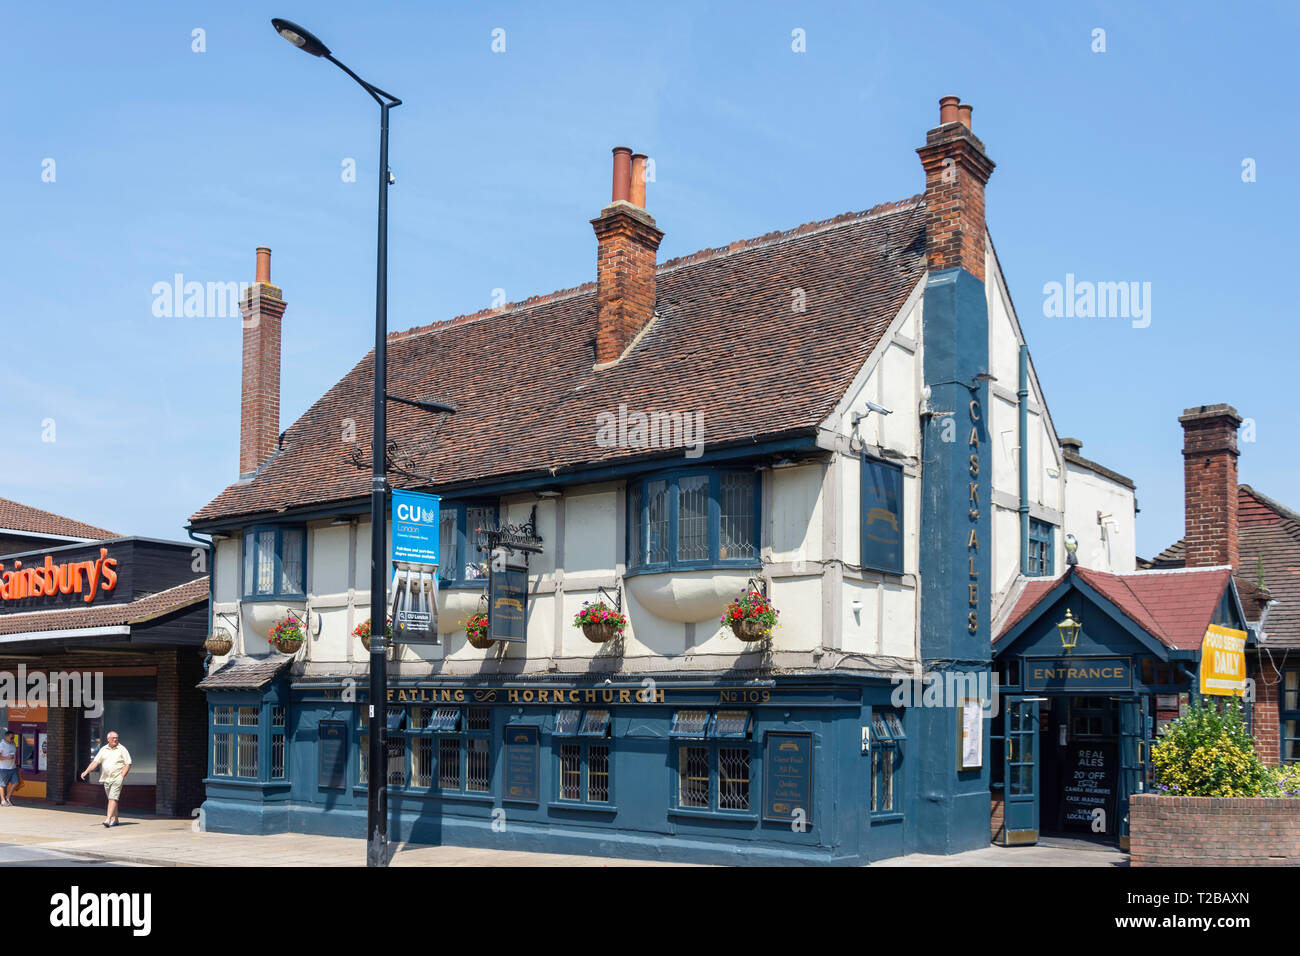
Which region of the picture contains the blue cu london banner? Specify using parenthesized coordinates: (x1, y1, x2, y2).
(392, 490, 440, 566)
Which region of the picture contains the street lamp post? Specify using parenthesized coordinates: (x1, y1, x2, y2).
(271, 17, 402, 868)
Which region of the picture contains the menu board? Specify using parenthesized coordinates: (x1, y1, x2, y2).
(1063, 741, 1117, 832)
(318, 721, 347, 790)
(763, 732, 813, 825)
(503, 724, 539, 803)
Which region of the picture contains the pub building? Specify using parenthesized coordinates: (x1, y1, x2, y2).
(190, 98, 1148, 864)
(0, 511, 209, 816)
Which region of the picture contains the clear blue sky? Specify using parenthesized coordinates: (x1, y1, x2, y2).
(1, 0, 1294, 559)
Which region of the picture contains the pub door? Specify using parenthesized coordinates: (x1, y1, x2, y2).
(1001, 696, 1040, 845)
(1117, 695, 1149, 851)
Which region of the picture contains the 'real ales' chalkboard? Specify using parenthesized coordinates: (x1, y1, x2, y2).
(1062, 741, 1117, 833)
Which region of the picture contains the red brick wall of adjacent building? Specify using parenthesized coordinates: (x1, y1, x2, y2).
(156, 648, 208, 817)
(1130, 793, 1300, 865)
(1253, 653, 1281, 764)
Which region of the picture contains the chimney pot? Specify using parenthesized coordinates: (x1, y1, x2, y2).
(611, 147, 632, 203)
(592, 147, 663, 367)
(255, 246, 272, 284)
(630, 153, 648, 209)
(957, 103, 973, 129)
(939, 95, 960, 125)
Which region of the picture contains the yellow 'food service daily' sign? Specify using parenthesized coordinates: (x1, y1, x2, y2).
(1199, 623, 1247, 696)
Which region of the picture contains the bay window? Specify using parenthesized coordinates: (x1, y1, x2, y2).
(242, 525, 306, 599)
(627, 471, 759, 572)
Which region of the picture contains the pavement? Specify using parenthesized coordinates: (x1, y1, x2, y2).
(0, 804, 1129, 866)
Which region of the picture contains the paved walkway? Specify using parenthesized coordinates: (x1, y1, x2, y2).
(0, 804, 1128, 866)
(0, 805, 678, 867)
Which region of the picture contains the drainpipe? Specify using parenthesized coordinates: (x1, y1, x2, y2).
(1018, 345, 1030, 574)
(188, 528, 215, 675)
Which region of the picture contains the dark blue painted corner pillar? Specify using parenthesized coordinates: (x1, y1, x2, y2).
(911, 267, 993, 854)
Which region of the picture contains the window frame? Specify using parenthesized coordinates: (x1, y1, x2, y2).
(668, 709, 757, 817)
(1282, 667, 1300, 765)
(209, 696, 281, 783)
(241, 524, 307, 601)
(869, 707, 906, 822)
(625, 469, 760, 574)
(1027, 518, 1055, 577)
(438, 500, 500, 589)
(551, 709, 614, 807)
(396, 705, 493, 795)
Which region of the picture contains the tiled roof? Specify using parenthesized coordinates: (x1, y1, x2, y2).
(996, 566, 1235, 651)
(1146, 485, 1300, 647)
(192, 198, 927, 522)
(0, 497, 116, 540)
(197, 654, 294, 690)
(0, 576, 208, 637)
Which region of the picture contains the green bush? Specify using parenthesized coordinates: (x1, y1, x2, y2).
(1150, 698, 1270, 797)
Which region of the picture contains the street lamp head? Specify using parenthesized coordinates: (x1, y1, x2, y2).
(271, 18, 331, 57)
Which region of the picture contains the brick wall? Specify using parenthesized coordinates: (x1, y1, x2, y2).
(1179, 404, 1242, 569)
(238, 274, 286, 478)
(990, 789, 1005, 843)
(1254, 654, 1281, 765)
(1130, 793, 1300, 865)
(916, 103, 995, 282)
(45, 705, 75, 803)
(155, 648, 208, 817)
(591, 204, 663, 366)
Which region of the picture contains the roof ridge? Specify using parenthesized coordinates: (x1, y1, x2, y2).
(387, 195, 926, 345)
(1240, 484, 1300, 537)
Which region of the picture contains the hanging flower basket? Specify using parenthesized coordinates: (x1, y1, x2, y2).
(204, 631, 233, 656)
(465, 612, 494, 649)
(573, 601, 627, 644)
(268, 616, 305, 655)
(722, 590, 778, 643)
(352, 617, 393, 653)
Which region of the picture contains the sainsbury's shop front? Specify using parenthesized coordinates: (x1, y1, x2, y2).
(0, 537, 209, 816)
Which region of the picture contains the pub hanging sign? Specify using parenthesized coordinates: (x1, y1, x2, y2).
(488, 564, 528, 643)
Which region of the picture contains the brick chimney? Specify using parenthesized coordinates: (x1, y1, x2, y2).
(591, 146, 663, 368)
(916, 96, 996, 281)
(238, 246, 286, 478)
(1180, 404, 1243, 568)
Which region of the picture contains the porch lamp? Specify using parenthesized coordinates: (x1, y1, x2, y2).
(1057, 609, 1082, 654)
(271, 15, 404, 870)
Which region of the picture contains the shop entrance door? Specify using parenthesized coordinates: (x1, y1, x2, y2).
(1117, 695, 1149, 851)
(1001, 696, 1040, 845)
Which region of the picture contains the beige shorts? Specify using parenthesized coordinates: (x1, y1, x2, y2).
(103, 776, 123, 801)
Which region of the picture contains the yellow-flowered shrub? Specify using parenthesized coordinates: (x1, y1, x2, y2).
(1150, 698, 1270, 797)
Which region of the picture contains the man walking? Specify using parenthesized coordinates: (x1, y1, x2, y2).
(80, 731, 131, 827)
(0, 730, 17, 806)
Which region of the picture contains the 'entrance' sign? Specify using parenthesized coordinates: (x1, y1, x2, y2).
(1024, 657, 1131, 692)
